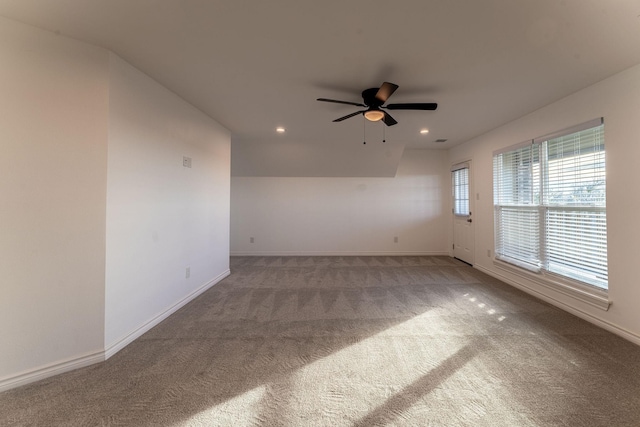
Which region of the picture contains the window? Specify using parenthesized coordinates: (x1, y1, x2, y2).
(452, 164, 470, 216)
(493, 118, 607, 289)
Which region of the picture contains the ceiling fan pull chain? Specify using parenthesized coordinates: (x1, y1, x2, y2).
(363, 117, 366, 144)
(383, 123, 386, 143)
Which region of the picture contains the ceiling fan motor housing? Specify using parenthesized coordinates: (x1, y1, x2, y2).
(362, 88, 383, 107)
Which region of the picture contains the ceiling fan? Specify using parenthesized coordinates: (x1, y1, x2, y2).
(317, 82, 437, 126)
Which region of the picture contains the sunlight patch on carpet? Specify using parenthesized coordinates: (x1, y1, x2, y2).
(177, 385, 266, 426)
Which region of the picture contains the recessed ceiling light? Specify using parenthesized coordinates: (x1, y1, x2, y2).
(420, 129, 429, 134)
(276, 127, 286, 133)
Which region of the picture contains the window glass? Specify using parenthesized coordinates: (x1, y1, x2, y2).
(493, 121, 607, 289)
(452, 167, 470, 216)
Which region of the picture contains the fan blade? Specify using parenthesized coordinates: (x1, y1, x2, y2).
(333, 110, 365, 122)
(385, 103, 438, 110)
(375, 82, 399, 103)
(317, 98, 366, 107)
(382, 111, 398, 126)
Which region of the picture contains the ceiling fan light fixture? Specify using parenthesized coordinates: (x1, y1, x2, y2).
(364, 109, 385, 122)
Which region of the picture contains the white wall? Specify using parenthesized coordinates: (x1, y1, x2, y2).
(105, 54, 231, 352)
(232, 138, 405, 177)
(231, 149, 449, 255)
(449, 63, 640, 344)
(0, 18, 232, 391)
(0, 18, 109, 384)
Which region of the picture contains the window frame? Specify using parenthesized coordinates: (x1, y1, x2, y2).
(492, 118, 609, 309)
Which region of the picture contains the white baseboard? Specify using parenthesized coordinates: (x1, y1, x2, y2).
(230, 251, 449, 257)
(0, 351, 104, 393)
(0, 269, 231, 393)
(475, 264, 640, 347)
(104, 269, 230, 359)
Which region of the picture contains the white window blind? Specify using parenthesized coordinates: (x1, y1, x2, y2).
(544, 123, 607, 287)
(452, 165, 470, 216)
(493, 119, 607, 289)
(493, 143, 541, 271)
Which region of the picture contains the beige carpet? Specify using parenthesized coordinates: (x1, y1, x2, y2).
(2, 256, 640, 426)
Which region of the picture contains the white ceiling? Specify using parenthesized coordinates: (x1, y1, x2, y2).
(2, 1, 640, 157)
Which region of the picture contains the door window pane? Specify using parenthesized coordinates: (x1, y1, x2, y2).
(452, 167, 469, 216)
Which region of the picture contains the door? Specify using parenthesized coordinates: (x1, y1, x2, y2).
(452, 162, 474, 265)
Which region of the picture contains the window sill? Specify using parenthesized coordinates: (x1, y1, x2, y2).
(493, 259, 611, 311)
